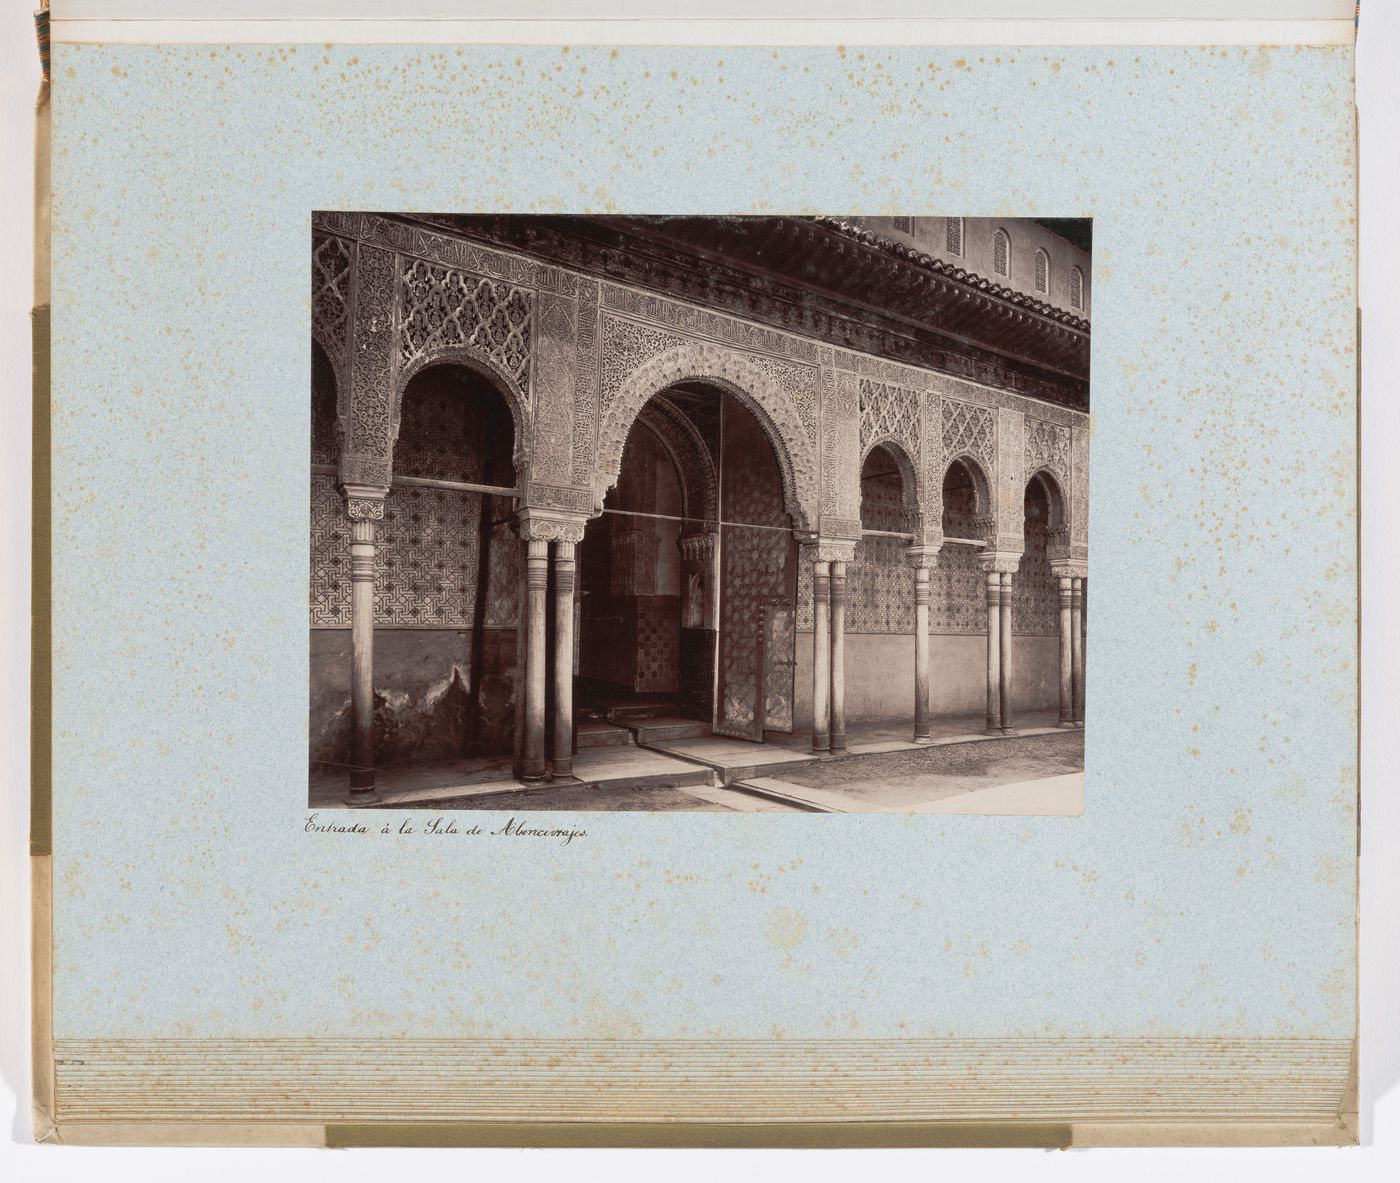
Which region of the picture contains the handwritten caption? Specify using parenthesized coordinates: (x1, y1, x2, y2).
(305, 813, 587, 847)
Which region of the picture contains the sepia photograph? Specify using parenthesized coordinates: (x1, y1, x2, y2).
(308, 213, 1091, 814)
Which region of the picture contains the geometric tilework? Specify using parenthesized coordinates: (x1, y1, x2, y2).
(634, 597, 681, 693)
(309, 370, 520, 629)
(847, 448, 913, 634)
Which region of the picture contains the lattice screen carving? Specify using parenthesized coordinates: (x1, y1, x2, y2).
(859, 378, 922, 469)
(942, 399, 995, 472)
(399, 258, 533, 392)
(1024, 417, 1071, 491)
(312, 234, 353, 362)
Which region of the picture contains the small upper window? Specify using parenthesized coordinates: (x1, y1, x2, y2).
(992, 229, 1010, 277)
(945, 216, 963, 256)
(891, 216, 914, 235)
(1034, 249, 1050, 294)
(1070, 266, 1085, 311)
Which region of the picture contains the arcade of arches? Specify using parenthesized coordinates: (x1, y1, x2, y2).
(309, 212, 1090, 803)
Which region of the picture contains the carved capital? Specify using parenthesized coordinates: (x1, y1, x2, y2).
(340, 483, 389, 522)
(801, 538, 858, 565)
(980, 550, 1022, 575)
(903, 544, 942, 571)
(515, 508, 589, 544)
(1049, 558, 1089, 580)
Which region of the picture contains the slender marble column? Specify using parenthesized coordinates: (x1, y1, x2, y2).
(1057, 575, 1075, 727)
(912, 564, 931, 742)
(346, 513, 380, 803)
(551, 539, 577, 779)
(829, 559, 848, 754)
(811, 558, 831, 753)
(984, 570, 1002, 733)
(1072, 576, 1086, 726)
(343, 491, 386, 806)
(999, 570, 1015, 734)
(522, 537, 549, 781)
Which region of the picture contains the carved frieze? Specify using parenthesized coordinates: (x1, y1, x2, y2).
(601, 282, 820, 363)
(314, 211, 578, 296)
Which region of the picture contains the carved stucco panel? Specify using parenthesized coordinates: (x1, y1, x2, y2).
(571, 278, 601, 486)
(341, 242, 397, 488)
(311, 232, 354, 391)
(922, 389, 944, 542)
(1024, 416, 1072, 497)
(1071, 421, 1090, 561)
(530, 291, 578, 487)
(995, 407, 1027, 554)
(599, 314, 688, 416)
(823, 369, 862, 529)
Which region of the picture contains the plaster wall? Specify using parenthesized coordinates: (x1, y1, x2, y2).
(792, 631, 1061, 731)
(310, 627, 518, 767)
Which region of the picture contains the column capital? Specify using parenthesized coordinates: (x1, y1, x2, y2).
(980, 550, 1022, 575)
(903, 544, 942, 570)
(1050, 558, 1089, 580)
(515, 508, 589, 544)
(340, 483, 389, 521)
(797, 535, 858, 565)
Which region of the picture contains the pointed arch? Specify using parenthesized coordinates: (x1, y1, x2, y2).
(636, 395, 720, 526)
(391, 351, 529, 488)
(992, 228, 1012, 278)
(1026, 466, 1068, 532)
(941, 453, 996, 544)
(860, 436, 923, 537)
(597, 342, 818, 532)
(1034, 248, 1050, 294)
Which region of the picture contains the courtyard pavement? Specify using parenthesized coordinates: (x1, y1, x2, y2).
(310, 710, 1084, 815)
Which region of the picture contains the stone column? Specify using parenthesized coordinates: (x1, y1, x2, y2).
(810, 556, 831, 753)
(905, 546, 938, 744)
(1072, 576, 1086, 726)
(551, 539, 578, 779)
(999, 570, 1015, 734)
(829, 559, 848, 754)
(522, 536, 550, 781)
(1057, 575, 1075, 727)
(342, 487, 387, 806)
(984, 569, 1001, 734)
